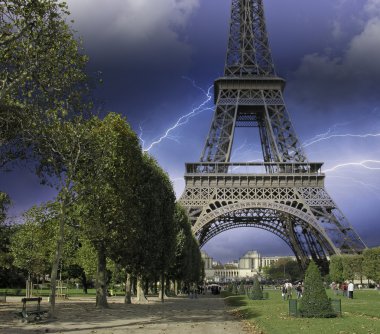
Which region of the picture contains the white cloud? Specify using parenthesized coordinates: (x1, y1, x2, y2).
(290, 1, 380, 105)
(66, 0, 200, 63)
(364, 0, 380, 16)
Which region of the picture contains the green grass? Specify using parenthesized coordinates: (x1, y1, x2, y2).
(223, 289, 380, 334)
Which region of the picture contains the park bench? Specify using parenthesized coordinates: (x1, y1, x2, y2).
(0, 292, 6, 303)
(18, 297, 48, 322)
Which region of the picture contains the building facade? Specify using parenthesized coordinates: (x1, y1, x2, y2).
(201, 250, 296, 282)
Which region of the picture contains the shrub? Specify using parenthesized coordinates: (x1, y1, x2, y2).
(238, 283, 245, 295)
(250, 277, 263, 300)
(231, 283, 237, 295)
(299, 261, 336, 318)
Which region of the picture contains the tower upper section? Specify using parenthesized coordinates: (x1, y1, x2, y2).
(225, 0, 275, 77)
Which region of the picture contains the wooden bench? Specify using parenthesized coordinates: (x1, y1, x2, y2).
(19, 297, 48, 322)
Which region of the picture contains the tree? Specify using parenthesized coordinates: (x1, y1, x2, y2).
(1, 0, 91, 316)
(168, 204, 194, 288)
(329, 255, 344, 283)
(342, 254, 363, 282)
(250, 277, 263, 300)
(10, 204, 57, 278)
(1, 0, 89, 167)
(0, 192, 23, 287)
(299, 261, 335, 318)
(265, 258, 302, 281)
(362, 247, 380, 284)
(115, 153, 177, 303)
(238, 282, 245, 295)
(74, 113, 143, 308)
(0, 192, 10, 222)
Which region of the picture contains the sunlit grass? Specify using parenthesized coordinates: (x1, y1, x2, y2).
(223, 289, 380, 334)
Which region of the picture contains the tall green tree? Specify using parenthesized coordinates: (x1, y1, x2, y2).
(10, 204, 57, 278)
(362, 247, 380, 284)
(342, 254, 363, 282)
(168, 203, 202, 286)
(1, 0, 92, 316)
(264, 258, 302, 281)
(329, 255, 344, 283)
(0, 0, 89, 167)
(299, 261, 335, 318)
(74, 113, 143, 308)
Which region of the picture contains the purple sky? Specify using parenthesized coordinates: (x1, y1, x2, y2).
(2, 0, 380, 263)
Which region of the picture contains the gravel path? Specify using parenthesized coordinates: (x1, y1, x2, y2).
(0, 294, 249, 334)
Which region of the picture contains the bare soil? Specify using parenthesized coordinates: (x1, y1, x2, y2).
(0, 294, 250, 334)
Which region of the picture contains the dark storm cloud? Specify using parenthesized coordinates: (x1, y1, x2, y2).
(287, 2, 380, 108)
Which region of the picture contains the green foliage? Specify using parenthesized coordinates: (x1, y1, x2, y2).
(231, 283, 238, 295)
(250, 277, 263, 300)
(329, 255, 344, 283)
(342, 254, 363, 281)
(0, 0, 90, 168)
(10, 205, 57, 275)
(75, 238, 97, 279)
(299, 261, 335, 318)
(238, 282, 245, 295)
(362, 247, 380, 283)
(0, 192, 11, 222)
(265, 257, 302, 281)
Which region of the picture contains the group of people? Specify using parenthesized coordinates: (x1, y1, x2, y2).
(330, 281, 355, 298)
(281, 282, 304, 300)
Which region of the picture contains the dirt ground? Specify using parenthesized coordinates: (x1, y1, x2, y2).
(0, 294, 250, 334)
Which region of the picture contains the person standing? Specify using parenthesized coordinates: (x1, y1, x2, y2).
(348, 281, 354, 299)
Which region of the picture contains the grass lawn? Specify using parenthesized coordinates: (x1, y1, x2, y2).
(223, 289, 380, 334)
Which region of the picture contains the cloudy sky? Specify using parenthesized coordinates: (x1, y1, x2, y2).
(2, 0, 380, 263)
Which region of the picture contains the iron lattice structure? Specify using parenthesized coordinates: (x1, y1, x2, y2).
(179, 0, 366, 271)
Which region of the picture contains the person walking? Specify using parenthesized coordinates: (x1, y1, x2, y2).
(296, 282, 303, 299)
(281, 284, 287, 300)
(348, 281, 354, 299)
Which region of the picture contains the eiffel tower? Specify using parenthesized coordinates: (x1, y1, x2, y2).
(179, 0, 366, 271)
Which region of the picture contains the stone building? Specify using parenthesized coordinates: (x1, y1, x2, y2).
(201, 250, 295, 282)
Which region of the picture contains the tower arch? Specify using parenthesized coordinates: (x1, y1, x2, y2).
(179, 0, 366, 272)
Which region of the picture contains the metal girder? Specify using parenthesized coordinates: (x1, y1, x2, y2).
(200, 82, 308, 163)
(179, 0, 367, 271)
(225, 0, 275, 77)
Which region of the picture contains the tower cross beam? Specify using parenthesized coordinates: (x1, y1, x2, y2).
(179, 0, 366, 272)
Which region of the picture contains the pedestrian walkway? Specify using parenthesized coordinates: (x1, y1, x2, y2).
(0, 294, 249, 334)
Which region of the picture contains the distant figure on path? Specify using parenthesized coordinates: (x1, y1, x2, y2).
(286, 282, 293, 299)
(281, 284, 287, 300)
(348, 281, 354, 299)
(296, 282, 302, 299)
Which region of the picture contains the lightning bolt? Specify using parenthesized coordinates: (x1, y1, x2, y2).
(140, 79, 214, 152)
(303, 133, 380, 148)
(324, 160, 380, 173)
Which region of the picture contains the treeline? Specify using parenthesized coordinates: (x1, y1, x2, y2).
(0, 0, 203, 315)
(329, 249, 380, 285)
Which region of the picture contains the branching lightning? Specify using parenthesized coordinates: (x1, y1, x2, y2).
(324, 160, 380, 173)
(303, 133, 380, 148)
(140, 78, 214, 152)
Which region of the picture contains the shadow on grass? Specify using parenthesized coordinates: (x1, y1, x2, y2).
(224, 294, 263, 320)
(224, 295, 247, 307)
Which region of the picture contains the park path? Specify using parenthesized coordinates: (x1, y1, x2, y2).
(0, 294, 250, 334)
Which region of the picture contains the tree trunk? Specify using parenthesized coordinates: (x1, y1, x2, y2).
(81, 271, 88, 294)
(159, 273, 165, 303)
(124, 273, 132, 304)
(136, 277, 148, 303)
(48, 195, 67, 317)
(95, 244, 108, 308)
